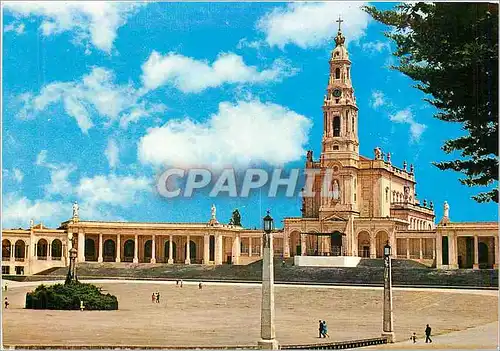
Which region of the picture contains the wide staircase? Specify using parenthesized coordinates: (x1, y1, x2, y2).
(26, 258, 498, 288)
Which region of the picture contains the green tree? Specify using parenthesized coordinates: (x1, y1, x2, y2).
(364, 3, 498, 202)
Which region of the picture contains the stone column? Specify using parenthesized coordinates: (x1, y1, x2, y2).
(168, 235, 174, 264)
(48, 242, 52, 261)
(419, 238, 423, 260)
(473, 235, 479, 269)
(249, 237, 253, 257)
(283, 231, 290, 258)
(151, 235, 156, 264)
(258, 232, 279, 350)
(77, 230, 85, 262)
(215, 234, 223, 265)
(406, 238, 410, 259)
(260, 236, 264, 257)
(300, 234, 306, 256)
(232, 234, 241, 265)
(435, 234, 442, 268)
(133, 234, 138, 263)
(494, 236, 499, 269)
(116, 234, 121, 262)
(370, 235, 376, 258)
(449, 234, 458, 269)
(185, 235, 191, 264)
(10, 244, 14, 262)
(98, 233, 103, 263)
(203, 234, 210, 264)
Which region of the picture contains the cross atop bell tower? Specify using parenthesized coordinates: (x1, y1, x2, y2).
(336, 15, 344, 32)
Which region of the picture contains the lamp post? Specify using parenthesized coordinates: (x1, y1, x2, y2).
(382, 241, 395, 343)
(258, 211, 279, 350)
(65, 247, 78, 285)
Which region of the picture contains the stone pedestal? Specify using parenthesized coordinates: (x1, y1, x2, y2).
(381, 331, 395, 343)
(259, 232, 279, 350)
(382, 255, 395, 343)
(473, 264, 479, 269)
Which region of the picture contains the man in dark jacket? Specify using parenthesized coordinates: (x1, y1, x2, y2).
(425, 324, 432, 343)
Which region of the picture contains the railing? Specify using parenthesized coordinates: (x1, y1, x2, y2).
(52, 256, 62, 261)
(281, 336, 388, 350)
(15, 257, 25, 262)
(2, 256, 10, 261)
(37, 256, 47, 260)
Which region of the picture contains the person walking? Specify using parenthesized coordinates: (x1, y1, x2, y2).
(152, 293, 156, 303)
(180, 280, 183, 288)
(156, 292, 160, 304)
(4, 297, 9, 309)
(199, 282, 203, 289)
(322, 321, 329, 338)
(425, 324, 432, 343)
(318, 320, 324, 338)
(176, 279, 179, 286)
(410, 332, 417, 343)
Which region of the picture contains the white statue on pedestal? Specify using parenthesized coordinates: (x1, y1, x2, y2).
(29, 219, 34, 228)
(443, 201, 449, 218)
(211, 204, 216, 220)
(72, 201, 79, 218)
(331, 180, 340, 200)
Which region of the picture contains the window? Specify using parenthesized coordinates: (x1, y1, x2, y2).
(354, 193, 356, 202)
(385, 187, 389, 202)
(333, 116, 341, 136)
(347, 68, 350, 79)
(333, 145, 339, 150)
(352, 116, 355, 133)
(335, 68, 340, 79)
(2, 266, 10, 274)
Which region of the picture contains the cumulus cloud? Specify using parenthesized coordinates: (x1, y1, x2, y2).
(76, 174, 150, 206)
(105, 138, 120, 169)
(389, 108, 427, 142)
(138, 99, 312, 168)
(18, 67, 164, 133)
(370, 91, 386, 109)
(4, 22, 25, 34)
(362, 40, 391, 54)
(256, 2, 370, 49)
(35, 150, 77, 196)
(3, 1, 144, 54)
(2, 193, 66, 228)
(141, 51, 297, 93)
(13, 168, 24, 183)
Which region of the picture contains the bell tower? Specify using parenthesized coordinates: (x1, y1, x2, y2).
(321, 17, 359, 164)
(318, 17, 360, 216)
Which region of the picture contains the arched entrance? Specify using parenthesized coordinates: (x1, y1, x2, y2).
(185, 241, 196, 262)
(290, 231, 301, 256)
(85, 238, 96, 261)
(37, 239, 48, 259)
(164, 241, 177, 263)
(375, 231, 389, 258)
(51, 239, 62, 260)
(331, 231, 343, 256)
(478, 242, 489, 268)
(103, 239, 116, 262)
(123, 240, 134, 262)
(14, 240, 25, 260)
(2, 239, 11, 260)
(144, 240, 152, 263)
(357, 231, 370, 258)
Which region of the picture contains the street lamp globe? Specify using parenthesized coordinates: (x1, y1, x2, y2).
(263, 211, 274, 234)
(384, 241, 391, 258)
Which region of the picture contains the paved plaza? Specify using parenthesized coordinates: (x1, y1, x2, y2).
(2, 280, 498, 348)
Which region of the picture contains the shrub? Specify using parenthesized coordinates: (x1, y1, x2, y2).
(25, 281, 118, 310)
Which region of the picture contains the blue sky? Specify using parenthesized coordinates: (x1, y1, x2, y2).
(2, 2, 497, 229)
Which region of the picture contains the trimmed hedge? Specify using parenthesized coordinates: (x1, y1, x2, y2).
(25, 281, 118, 310)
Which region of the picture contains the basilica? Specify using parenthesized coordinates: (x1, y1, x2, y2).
(2, 26, 498, 276)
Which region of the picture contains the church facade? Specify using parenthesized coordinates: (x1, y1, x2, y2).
(1, 26, 498, 276)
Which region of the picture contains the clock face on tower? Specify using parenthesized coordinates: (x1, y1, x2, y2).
(333, 89, 342, 98)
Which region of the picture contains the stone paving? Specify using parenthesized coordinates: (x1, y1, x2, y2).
(2, 280, 498, 347)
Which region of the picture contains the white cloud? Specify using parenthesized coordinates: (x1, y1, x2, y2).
(389, 108, 427, 142)
(3, 2, 144, 54)
(76, 174, 150, 206)
(362, 40, 391, 54)
(12, 168, 24, 183)
(141, 51, 297, 93)
(138, 99, 312, 168)
(35, 150, 77, 196)
(18, 67, 163, 133)
(119, 102, 167, 129)
(4, 22, 25, 34)
(256, 2, 370, 49)
(2, 194, 66, 228)
(105, 138, 120, 169)
(370, 91, 386, 109)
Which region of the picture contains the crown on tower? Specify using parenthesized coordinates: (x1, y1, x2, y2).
(334, 15, 345, 47)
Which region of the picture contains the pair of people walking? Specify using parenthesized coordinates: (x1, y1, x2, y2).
(151, 292, 160, 303)
(410, 324, 432, 343)
(318, 320, 329, 338)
